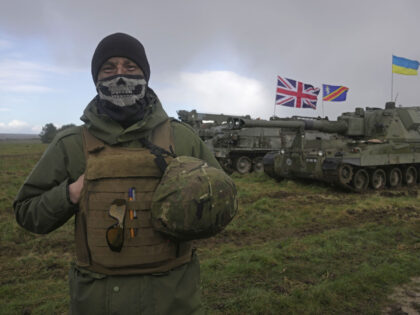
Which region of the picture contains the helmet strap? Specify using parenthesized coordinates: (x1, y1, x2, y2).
(139, 138, 176, 173)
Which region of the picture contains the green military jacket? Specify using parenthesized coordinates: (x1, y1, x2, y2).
(14, 89, 218, 314)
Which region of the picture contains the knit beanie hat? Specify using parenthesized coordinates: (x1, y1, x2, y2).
(91, 33, 150, 83)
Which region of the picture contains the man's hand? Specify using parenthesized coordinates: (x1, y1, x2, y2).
(69, 174, 85, 204)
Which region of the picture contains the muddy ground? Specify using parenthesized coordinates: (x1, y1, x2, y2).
(383, 277, 420, 315)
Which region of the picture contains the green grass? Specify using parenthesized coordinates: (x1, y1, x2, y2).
(1, 142, 419, 314)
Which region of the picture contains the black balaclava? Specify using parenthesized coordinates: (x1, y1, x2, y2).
(91, 33, 151, 128)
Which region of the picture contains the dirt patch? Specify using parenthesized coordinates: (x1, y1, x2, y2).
(0, 244, 21, 256)
(196, 205, 420, 251)
(383, 277, 420, 315)
(240, 187, 419, 206)
(194, 229, 253, 248)
(240, 190, 352, 205)
(266, 191, 295, 199)
(239, 190, 294, 204)
(345, 206, 420, 223)
(303, 194, 354, 205)
(30, 238, 74, 254)
(0, 153, 42, 158)
(380, 190, 419, 198)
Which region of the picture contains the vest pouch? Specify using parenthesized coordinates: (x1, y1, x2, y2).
(106, 199, 126, 253)
(74, 210, 90, 267)
(86, 152, 162, 180)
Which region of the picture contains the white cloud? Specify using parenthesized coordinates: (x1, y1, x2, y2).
(158, 71, 274, 119)
(0, 56, 81, 94)
(0, 119, 39, 133)
(0, 107, 10, 112)
(0, 59, 61, 93)
(4, 84, 52, 93)
(8, 120, 28, 128)
(31, 125, 42, 133)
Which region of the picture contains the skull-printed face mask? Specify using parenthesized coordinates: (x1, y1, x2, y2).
(96, 74, 147, 107)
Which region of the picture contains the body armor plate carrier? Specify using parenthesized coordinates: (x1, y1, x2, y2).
(75, 120, 192, 275)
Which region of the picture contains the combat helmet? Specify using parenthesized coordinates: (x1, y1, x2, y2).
(151, 156, 238, 240)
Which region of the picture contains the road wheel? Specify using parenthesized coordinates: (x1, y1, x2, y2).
(235, 156, 252, 174)
(403, 166, 417, 186)
(338, 164, 353, 185)
(252, 157, 264, 173)
(352, 169, 369, 191)
(370, 168, 386, 190)
(387, 167, 402, 188)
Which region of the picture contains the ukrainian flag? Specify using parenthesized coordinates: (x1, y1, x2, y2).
(392, 55, 419, 75)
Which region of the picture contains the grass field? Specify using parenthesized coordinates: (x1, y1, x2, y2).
(0, 140, 419, 314)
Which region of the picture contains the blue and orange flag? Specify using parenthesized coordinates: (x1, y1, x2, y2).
(322, 84, 349, 102)
(392, 55, 419, 75)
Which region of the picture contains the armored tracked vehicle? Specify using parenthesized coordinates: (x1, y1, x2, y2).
(204, 117, 324, 174)
(232, 102, 420, 191)
(177, 110, 295, 174)
(177, 110, 250, 140)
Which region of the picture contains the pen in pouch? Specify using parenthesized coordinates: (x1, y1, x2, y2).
(129, 188, 135, 238)
(131, 188, 137, 236)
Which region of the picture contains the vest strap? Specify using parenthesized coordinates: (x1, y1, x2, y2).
(82, 127, 105, 153)
(152, 119, 173, 152)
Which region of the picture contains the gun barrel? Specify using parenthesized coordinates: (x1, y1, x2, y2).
(177, 110, 250, 125)
(230, 118, 305, 129)
(229, 118, 348, 134)
(305, 120, 348, 133)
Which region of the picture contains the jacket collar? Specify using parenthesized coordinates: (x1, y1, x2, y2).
(80, 88, 169, 145)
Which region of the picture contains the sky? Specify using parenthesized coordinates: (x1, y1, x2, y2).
(1, 0, 420, 134)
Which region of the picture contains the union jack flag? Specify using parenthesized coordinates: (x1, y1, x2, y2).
(275, 76, 320, 109)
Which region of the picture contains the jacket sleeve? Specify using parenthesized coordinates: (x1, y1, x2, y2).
(171, 121, 221, 169)
(13, 133, 82, 234)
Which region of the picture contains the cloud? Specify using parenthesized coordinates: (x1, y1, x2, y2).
(0, 0, 419, 129)
(158, 70, 274, 119)
(0, 119, 39, 133)
(0, 59, 62, 93)
(3, 84, 52, 93)
(31, 125, 42, 133)
(8, 120, 28, 128)
(0, 107, 10, 112)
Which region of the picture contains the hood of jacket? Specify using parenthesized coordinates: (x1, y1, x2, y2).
(80, 88, 168, 145)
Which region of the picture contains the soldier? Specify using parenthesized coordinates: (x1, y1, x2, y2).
(14, 33, 237, 314)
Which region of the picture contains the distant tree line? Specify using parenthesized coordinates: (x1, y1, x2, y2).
(39, 123, 76, 143)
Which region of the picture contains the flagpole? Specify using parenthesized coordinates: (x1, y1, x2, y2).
(391, 68, 394, 102)
(273, 96, 277, 118)
(273, 76, 277, 118)
(322, 99, 325, 118)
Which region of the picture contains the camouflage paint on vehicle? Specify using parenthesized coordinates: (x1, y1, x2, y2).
(259, 102, 420, 192)
(207, 116, 329, 174)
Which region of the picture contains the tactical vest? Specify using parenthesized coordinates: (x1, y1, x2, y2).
(75, 120, 192, 275)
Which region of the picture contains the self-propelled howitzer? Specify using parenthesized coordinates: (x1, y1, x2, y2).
(177, 109, 250, 140)
(229, 116, 347, 133)
(240, 102, 420, 191)
(207, 116, 333, 174)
